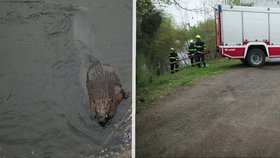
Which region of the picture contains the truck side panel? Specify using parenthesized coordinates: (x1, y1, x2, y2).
(270, 13, 280, 45)
(222, 11, 243, 46)
(268, 47, 280, 57)
(223, 48, 245, 58)
(243, 12, 269, 42)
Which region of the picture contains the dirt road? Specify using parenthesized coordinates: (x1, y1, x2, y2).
(136, 62, 280, 157)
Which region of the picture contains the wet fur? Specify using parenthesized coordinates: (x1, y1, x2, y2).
(86, 62, 124, 124)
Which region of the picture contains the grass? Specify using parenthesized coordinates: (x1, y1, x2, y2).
(136, 59, 241, 113)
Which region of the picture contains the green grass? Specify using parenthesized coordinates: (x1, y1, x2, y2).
(136, 59, 241, 113)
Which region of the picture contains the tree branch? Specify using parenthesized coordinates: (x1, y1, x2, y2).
(173, 0, 203, 13)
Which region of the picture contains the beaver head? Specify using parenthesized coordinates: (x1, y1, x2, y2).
(90, 98, 116, 127)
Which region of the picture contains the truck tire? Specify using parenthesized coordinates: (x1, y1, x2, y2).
(246, 49, 265, 67)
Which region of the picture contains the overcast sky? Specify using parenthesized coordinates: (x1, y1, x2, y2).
(154, 0, 222, 27)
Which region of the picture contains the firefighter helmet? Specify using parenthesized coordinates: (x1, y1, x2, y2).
(170, 47, 175, 51)
(196, 35, 201, 39)
(190, 39, 194, 43)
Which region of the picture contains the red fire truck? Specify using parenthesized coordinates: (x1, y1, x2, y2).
(216, 5, 280, 67)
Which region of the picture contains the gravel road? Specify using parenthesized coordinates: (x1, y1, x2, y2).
(137, 62, 280, 157)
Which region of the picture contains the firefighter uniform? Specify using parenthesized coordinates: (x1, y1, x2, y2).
(188, 39, 196, 66)
(195, 35, 206, 68)
(169, 48, 179, 73)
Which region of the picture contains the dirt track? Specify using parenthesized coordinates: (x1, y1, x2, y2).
(136, 62, 280, 157)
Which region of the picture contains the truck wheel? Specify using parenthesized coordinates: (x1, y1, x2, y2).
(246, 49, 265, 67)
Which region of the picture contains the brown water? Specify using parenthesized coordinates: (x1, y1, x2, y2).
(0, 0, 132, 157)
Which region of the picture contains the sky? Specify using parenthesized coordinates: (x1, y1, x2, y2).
(154, 0, 222, 27)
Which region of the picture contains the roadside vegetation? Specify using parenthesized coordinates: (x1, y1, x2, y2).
(137, 59, 241, 112)
(137, 0, 219, 88)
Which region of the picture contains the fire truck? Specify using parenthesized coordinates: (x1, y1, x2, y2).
(215, 5, 280, 67)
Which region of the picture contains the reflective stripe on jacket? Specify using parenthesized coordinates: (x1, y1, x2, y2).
(188, 44, 196, 55)
(195, 40, 206, 52)
(169, 51, 178, 62)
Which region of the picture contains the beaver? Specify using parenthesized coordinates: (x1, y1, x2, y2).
(86, 61, 125, 126)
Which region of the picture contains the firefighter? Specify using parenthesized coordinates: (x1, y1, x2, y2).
(188, 39, 196, 67)
(169, 47, 179, 73)
(195, 35, 206, 68)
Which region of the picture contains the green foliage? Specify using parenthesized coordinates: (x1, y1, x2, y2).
(136, 59, 241, 113)
(137, 15, 188, 86)
(228, 0, 253, 6)
(137, 0, 162, 39)
(136, 0, 222, 87)
(187, 19, 216, 52)
(136, 53, 149, 87)
(136, 0, 155, 15)
(141, 12, 162, 38)
(149, 17, 187, 69)
(153, 76, 170, 86)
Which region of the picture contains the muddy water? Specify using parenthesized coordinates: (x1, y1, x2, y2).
(0, 0, 132, 157)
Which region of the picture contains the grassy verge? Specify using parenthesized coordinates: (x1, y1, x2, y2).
(136, 59, 241, 113)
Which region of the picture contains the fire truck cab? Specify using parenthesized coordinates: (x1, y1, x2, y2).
(215, 5, 280, 67)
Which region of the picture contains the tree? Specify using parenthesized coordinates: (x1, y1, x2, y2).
(137, 0, 163, 55)
(141, 12, 162, 38)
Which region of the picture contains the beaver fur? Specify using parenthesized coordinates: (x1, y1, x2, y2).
(86, 62, 125, 126)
